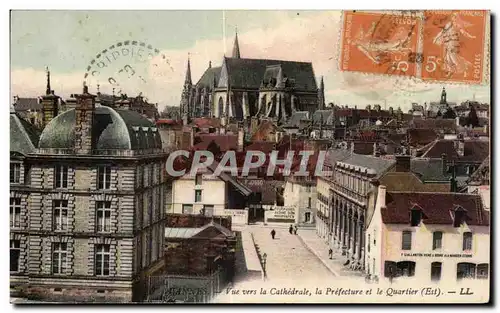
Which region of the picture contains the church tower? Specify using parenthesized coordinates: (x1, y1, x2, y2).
(440, 86, 447, 104)
(318, 76, 325, 110)
(180, 55, 193, 122)
(232, 30, 241, 59)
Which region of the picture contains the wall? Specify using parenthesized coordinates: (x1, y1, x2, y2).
(172, 175, 226, 216)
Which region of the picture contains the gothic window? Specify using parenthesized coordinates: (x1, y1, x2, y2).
(96, 201, 112, 232)
(55, 165, 68, 188)
(431, 262, 442, 281)
(10, 240, 20, 272)
(53, 200, 69, 231)
(462, 232, 473, 251)
(218, 97, 224, 117)
(52, 243, 67, 275)
(97, 166, 111, 190)
(432, 231, 443, 250)
(95, 244, 111, 276)
(10, 163, 20, 183)
(10, 198, 21, 228)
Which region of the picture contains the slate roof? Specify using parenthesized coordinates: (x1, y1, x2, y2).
(165, 222, 233, 239)
(312, 110, 334, 125)
(221, 57, 317, 91)
(193, 134, 238, 151)
(407, 128, 438, 146)
(38, 106, 162, 150)
(410, 158, 450, 182)
(339, 153, 396, 178)
(382, 192, 489, 226)
(325, 149, 352, 167)
(196, 66, 222, 89)
(10, 111, 41, 155)
(468, 156, 490, 184)
(410, 118, 457, 131)
(13, 97, 42, 111)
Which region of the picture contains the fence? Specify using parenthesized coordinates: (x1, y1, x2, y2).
(145, 269, 226, 303)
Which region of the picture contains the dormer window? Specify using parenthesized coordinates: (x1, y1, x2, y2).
(452, 206, 467, 228)
(410, 205, 423, 227)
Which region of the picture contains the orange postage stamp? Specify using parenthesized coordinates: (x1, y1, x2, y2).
(340, 11, 421, 77)
(421, 10, 488, 84)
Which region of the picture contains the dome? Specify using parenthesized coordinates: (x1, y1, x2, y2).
(39, 106, 162, 150)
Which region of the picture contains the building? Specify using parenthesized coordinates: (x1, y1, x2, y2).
(283, 174, 316, 226)
(366, 186, 490, 283)
(170, 163, 252, 225)
(10, 83, 169, 302)
(179, 32, 324, 121)
(428, 87, 457, 116)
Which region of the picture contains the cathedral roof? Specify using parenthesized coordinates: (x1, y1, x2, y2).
(38, 106, 162, 151)
(196, 66, 222, 89)
(10, 110, 41, 155)
(219, 57, 318, 91)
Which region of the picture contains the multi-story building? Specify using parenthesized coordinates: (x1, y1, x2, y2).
(10, 83, 169, 302)
(366, 185, 490, 283)
(283, 175, 316, 226)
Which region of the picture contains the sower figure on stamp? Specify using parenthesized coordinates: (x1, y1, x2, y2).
(289, 225, 293, 234)
(271, 229, 276, 240)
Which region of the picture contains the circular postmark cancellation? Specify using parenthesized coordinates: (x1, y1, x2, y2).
(83, 40, 170, 95)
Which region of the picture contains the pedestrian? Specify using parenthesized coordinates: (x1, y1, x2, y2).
(294, 225, 298, 235)
(289, 225, 293, 234)
(328, 248, 333, 259)
(271, 229, 276, 240)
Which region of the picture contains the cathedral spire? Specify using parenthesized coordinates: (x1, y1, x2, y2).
(45, 66, 51, 95)
(184, 54, 192, 86)
(232, 29, 241, 59)
(440, 86, 447, 104)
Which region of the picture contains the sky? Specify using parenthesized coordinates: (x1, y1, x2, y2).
(10, 10, 490, 112)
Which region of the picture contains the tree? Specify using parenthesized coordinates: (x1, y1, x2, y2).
(465, 104, 480, 127)
(442, 107, 456, 119)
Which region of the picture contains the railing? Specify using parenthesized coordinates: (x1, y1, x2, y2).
(36, 147, 171, 156)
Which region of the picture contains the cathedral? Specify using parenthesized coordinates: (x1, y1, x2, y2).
(179, 32, 325, 123)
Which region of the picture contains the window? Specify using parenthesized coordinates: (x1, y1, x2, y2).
(368, 234, 371, 253)
(410, 207, 422, 226)
(10, 163, 20, 183)
(195, 190, 202, 202)
(95, 244, 111, 276)
(10, 198, 21, 228)
(97, 166, 111, 190)
(10, 240, 20, 272)
(96, 201, 112, 232)
(195, 174, 202, 186)
(182, 204, 193, 214)
(462, 232, 473, 251)
(397, 261, 416, 277)
(305, 212, 311, 223)
(431, 262, 442, 281)
(373, 229, 376, 246)
(53, 200, 69, 231)
(52, 243, 67, 275)
(432, 231, 443, 250)
(457, 262, 476, 280)
(203, 205, 214, 217)
(476, 263, 489, 279)
(401, 231, 412, 250)
(55, 165, 68, 188)
(308, 197, 312, 208)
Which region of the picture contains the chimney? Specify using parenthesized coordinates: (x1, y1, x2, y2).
(377, 185, 387, 209)
(441, 153, 447, 175)
(41, 69, 60, 127)
(74, 83, 97, 154)
(395, 154, 411, 172)
(238, 128, 245, 152)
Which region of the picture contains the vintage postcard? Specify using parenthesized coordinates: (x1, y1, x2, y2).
(9, 10, 491, 304)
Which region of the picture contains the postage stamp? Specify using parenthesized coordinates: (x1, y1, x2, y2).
(421, 10, 489, 84)
(340, 11, 421, 78)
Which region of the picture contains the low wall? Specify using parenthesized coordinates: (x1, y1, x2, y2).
(240, 231, 263, 280)
(264, 206, 296, 224)
(224, 209, 248, 225)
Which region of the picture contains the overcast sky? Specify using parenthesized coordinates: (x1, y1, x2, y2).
(10, 10, 490, 112)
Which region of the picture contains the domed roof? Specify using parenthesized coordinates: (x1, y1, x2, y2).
(39, 106, 162, 151)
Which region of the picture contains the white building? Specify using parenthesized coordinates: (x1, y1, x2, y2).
(170, 165, 252, 225)
(366, 185, 490, 283)
(283, 175, 316, 226)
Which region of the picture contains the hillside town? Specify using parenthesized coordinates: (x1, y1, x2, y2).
(10, 32, 490, 303)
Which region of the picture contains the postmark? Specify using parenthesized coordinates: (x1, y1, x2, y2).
(421, 10, 488, 84)
(83, 40, 171, 95)
(340, 11, 421, 77)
